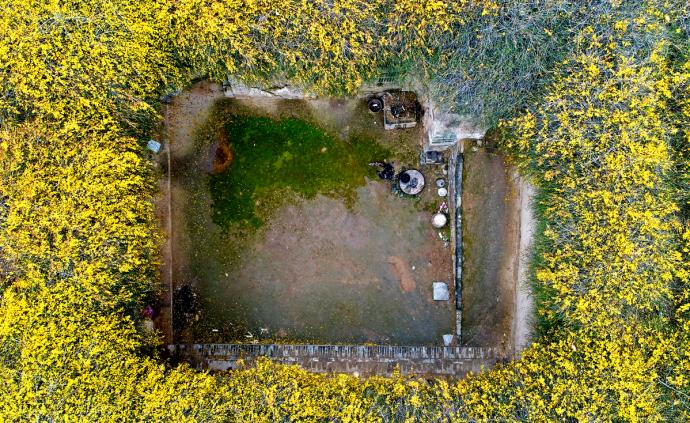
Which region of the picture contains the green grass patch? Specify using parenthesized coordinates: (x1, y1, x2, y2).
(209, 115, 390, 228)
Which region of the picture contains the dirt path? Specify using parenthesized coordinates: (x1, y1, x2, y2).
(459, 145, 536, 355)
(460, 148, 520, 353)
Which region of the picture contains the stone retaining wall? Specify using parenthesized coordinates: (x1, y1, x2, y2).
(169, 344, 503, 378)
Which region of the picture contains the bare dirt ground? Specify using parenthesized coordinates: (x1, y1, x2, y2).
(461, 147, 525, 353)
(160, 82, 455, 345)
(199, 181, 453, 344)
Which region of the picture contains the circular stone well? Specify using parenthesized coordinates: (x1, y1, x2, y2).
(399, 169, 425, 195)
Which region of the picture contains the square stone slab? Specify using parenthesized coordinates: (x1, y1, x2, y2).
(433, 282, 449, 301)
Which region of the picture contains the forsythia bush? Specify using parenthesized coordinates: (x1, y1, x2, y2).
(0, 0, 688, 421)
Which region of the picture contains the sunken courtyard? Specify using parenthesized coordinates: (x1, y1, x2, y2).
(154, 81, 534, 376)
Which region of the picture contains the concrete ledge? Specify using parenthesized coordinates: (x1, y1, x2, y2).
(223, 81, 316, 99)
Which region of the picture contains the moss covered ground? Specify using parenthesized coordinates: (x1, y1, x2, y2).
(209, 115, 390, 229)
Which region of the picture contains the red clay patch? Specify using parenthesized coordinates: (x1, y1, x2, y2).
(212, 131, 233, 174)
(387, 255, 416, 292)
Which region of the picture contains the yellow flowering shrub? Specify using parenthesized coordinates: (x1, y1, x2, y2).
(0, 0, 688, 421)
(171, 0, 386, 94)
